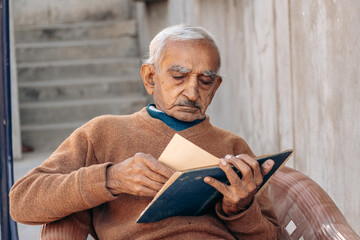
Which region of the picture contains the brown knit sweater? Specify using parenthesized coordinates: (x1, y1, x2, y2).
(10, 108, 282, 240)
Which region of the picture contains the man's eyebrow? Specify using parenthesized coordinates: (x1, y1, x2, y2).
(167, 65, 191, 73)
(167, 66, 218, 78)
(202, 70, 218, 79)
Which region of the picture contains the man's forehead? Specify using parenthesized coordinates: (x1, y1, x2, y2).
(162, 40, 219, 64)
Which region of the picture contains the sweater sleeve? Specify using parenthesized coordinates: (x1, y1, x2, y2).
(9, 124, 117, 225)
(215, 189, 283, 240)
(40, 210, 95, 240)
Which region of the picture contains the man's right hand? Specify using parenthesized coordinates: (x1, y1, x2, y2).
(105, 153, 174, 197)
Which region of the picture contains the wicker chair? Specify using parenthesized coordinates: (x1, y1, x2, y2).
(268, 166, 360, 239)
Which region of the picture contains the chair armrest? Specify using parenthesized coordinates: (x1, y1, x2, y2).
(268, 166, 360, 240)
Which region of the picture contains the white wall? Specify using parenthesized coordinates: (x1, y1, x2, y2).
(136, 0, 360, 234)
(12, 0, 133, 26)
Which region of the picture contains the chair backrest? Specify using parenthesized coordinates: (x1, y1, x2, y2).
(267, 166, 360, 240)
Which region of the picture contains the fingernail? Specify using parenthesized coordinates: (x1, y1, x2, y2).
(225, 155, 232, 160)
(220, 158, 227, 166)
(264, 160, 274, 167)
(204, 177, 210, 182)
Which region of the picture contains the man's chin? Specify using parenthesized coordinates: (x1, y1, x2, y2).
(171, 111, 204, 122)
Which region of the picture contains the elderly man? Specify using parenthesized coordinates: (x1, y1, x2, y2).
(10, 25, 282, 239)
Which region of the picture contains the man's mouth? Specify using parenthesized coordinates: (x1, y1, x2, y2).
(176, 101, 201, 110)
(175, 104, 201, 114)
(179, 104, 199, 108)
(176, 103, 201, 112)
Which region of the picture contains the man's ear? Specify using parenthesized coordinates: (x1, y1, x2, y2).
(211, 76, 222, 98)
(214, 76, 222, 91)
(208, 76, 222, 105)
(140, 64, 156, 95)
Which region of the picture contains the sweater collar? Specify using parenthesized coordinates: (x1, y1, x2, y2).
(146, 104, 206, 131)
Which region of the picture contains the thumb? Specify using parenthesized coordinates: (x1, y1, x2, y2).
(261, 159, 274, 176)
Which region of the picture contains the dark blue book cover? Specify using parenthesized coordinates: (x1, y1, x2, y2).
(137, 149, 294, 223)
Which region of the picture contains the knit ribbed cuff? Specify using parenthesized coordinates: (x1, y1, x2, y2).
(215, 199, 263, 233)
(78, 162, 117, 208)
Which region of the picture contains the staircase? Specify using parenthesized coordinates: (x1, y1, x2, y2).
(15, 19, 148, 151)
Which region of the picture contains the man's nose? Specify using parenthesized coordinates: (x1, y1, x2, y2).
(183, 76, 199, 101)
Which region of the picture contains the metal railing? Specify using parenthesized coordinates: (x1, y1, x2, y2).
(0, 0, 19, 239)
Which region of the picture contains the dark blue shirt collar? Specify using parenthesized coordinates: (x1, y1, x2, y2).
(146, 104, 206, 131)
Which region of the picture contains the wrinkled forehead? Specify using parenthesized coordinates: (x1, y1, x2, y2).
(160, 40, 220, 71)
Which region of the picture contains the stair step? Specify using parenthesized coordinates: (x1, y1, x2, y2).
(17, 57, 141, 82)
(18, 75, 140, 87)
(22, 121, 85, 131)
(18, 76, 145, 102)
(21, 122, 85, 151)
(15, 20, 136, 43)
(16, 37, 138, 63)
(20, 95, 148, 125)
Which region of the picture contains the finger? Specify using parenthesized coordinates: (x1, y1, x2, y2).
(261, 159, 275, 176)
(131, 184, 158, 197)
(146, 160, 174, 179)
(144, 169, 169, 184)
(136, 153, 174, 178)
(219, 157, 241, 187)
(204, 176, 230, 197)
(226, 155, 253, 181)
(236, 154, 263, 186)
(133, 174, 164, 192)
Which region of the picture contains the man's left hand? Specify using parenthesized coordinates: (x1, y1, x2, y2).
(204, 154, 274, 216)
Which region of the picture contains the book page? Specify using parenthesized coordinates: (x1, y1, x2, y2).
(158, 134, 219, 171)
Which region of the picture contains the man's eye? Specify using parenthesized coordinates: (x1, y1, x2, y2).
(199, 76, 215, 85)
(200, 80, 212, 85)
(199, 78, 214, 85)
(172, 76, 185, 80)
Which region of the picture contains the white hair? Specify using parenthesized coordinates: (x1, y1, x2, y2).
(143, 24, 221, 71)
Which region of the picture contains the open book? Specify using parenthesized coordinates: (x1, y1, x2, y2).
(137, 134, 293, 223)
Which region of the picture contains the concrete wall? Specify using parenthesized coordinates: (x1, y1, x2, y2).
(136, 0, 360, 234)
(12, 0, 133, 26)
